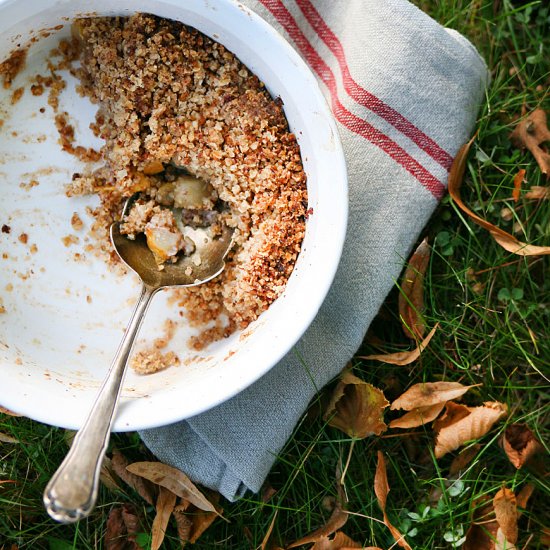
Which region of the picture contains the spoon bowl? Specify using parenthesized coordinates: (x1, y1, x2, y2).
(112, 196, 234, 288)
(43, 195, 234, 523)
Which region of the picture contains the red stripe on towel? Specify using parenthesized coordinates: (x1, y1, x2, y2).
(258, 0, 445, 199)
(295, 0, 453, 170)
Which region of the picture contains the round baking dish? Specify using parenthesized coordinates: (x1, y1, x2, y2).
(0, 0, 347, 431)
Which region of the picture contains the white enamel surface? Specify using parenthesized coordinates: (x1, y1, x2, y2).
(0, 0, 347, 431)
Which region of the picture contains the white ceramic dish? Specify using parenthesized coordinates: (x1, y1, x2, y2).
(0, 0, 347, 431)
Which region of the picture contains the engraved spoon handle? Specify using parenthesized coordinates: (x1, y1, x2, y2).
(43, 283, 157, 523)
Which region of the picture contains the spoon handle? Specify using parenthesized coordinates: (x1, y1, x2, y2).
(43, 283, 157, 523)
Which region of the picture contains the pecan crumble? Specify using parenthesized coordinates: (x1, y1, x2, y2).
(1, 13, 308, 368)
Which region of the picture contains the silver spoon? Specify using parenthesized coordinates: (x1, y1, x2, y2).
(43, 195, 233, 523)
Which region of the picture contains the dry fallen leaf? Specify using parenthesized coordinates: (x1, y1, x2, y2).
(540, 527, 550, 546)
(510, 109, 550, 176)
(104, 504, 143, 550)
(324, 370, 389, 438)
(0, 480, 17, 487)
(449, 444, 481, 475)
(100, 456, 123, 493)
(151, 486, 177, 550)
(524, 185, 549, 199)
(398, 238, 430, 340)
(434, 401, 508, 458)
(309, 531, 364, 549)
(449, 138, 550, 256)
(259, 510, 278, 550)
(111, 451, 157, 506)
(512, 169, 525, 202)
(360, 324, 438, 366)
(127, 461, 219, 515)
(374, 451, 412, 550)
(495, 528, 517, 550)
(501, 423, 543, 469)
(173, 492, 222, 546)
(287, 474, 348, 548)
(389, 401, 445, 429)
(463, 483, 533, 550)
(173, 508, 193, 546)
(0, 432, 18, 444)
(463, 497, 499, 550)
(391, 381, 478, 411)
(0, 406, 22, 417)
(493, 487, 518, 545)
(515, 483, 535, 511)
(261, 483, 277, 504)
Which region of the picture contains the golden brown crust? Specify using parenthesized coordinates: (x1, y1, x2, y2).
(68, 13, 307, 349)
(0, 47, 28, 88)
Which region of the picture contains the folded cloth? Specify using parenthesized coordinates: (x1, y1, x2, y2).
(140, 0, 488, 501)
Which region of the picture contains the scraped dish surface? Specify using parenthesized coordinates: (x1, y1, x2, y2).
(0, 0, 347, 431)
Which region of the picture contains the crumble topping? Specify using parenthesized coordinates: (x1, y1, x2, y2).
(68, 14, 307, 354)
(0, 46, 28, 88)
(1, 13, 308, 372)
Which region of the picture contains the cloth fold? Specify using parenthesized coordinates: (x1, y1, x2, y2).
(140, 0, 489, 501)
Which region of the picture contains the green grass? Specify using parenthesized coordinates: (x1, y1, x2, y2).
(1, 1, 549, 548)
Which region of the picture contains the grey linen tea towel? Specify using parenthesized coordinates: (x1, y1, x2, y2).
(140, 0, 489, 501)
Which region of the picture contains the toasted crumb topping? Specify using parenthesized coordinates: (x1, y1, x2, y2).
(130, 349, 180, 375)
(10, 86, 24, 104)
(0, 47, 28, 88)
(61, 13, 307, 350)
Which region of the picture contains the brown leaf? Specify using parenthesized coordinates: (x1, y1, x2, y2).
(259, 510, 278, 550)
(309, 531, 363, 549)
(121, 505, 142, 541)
(173, 510, 193, 545)
(105, 507, 127, 550)
(189, 509, 221, 543)
(324, 370, 389, 438)
(287, 475, 348, 548)
(0, 406, 22, 416)
(126, 461, 219, 515)
(374, 452, 412, 550)
(510, 109, 550, 176)
(501, 423, 543, 468)
(111, 451, 157, 506)
(100, 456, 123, 493)
(432, 401, 471, 431)
(398, 237, 430, 339)
(434, 401, 508, 458)
(463, 498, 499, 550)
(0, 432, 19, 444)
(493, 487, 517, 544)
(0, 480, 18, 486)
(261, 483, 277, 503)
(540, 526, 550, 546)
(515, 483, 535, 511)
(391, 381, 478, 411)
(449, 444, 481, 475)
(174, 492, 222, 545)
(449, 138, 550, 256)
(151, 486, 177, 550)
(512, 169, 525, 202)
(524, 185, 549, 199)
(463, 523, 498, 550)
(104, 504, 143, 550)
(360, 324, 438, 366)
(495, 528, 517, 550)
(389, 402, 445, 429)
